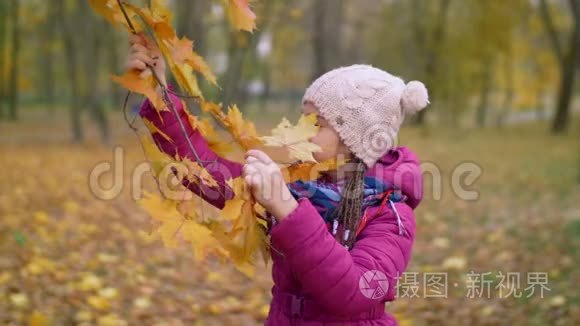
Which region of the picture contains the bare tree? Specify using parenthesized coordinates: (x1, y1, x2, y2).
(539, 0, 580, 134)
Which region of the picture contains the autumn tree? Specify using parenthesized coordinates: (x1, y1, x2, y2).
(8, 0, 20, 121)
(0, 1, 7, 120)
(539, 0, 579, 134)
(311, 0, 345, 81)
(221, 0, 274, 109)
(81, 1, 112, 145)
(56, 0, 84, 142)
(414, 0, 452, 126)
(38, 1, 58, 113)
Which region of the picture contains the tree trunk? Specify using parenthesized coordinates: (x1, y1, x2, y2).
(108, 29, 124, 110)
(0, 1, 7, 120)
(8, 0, 20, 121)
(551, 0, 579, 133)
(497, 48, 514, 128)
(415, 0, 452, 125)
(81, 1, 111, 145)
(221, 1, 274, 110)
(221, 31, 251, 109)
(177, 0, 207, 56)
(311, 0, 345, 81)
(476, 57, 493, 128)
(42, 0, 57, 113)
(540, 0, 580, 134)
(57, 0, 84, 142)
(551, 37, 578, 133)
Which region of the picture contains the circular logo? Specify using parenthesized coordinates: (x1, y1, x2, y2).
(359, 270, 389, 300)
(360, 122, 398, 160)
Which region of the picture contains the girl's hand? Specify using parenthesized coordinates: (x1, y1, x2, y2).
(243, 150, 298, 221)
(125, 33, 167, 87)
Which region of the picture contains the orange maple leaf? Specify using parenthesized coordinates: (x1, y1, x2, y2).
(226, 0, 257, 32)
(281, 158, 348, 183)
(169, 37, 218, 86)
(111, 71, 165, 111)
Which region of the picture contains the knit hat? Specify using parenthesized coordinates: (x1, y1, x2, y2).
(303, 64, 429, 167)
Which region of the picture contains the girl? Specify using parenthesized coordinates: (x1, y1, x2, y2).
(128, 33, 428, 325)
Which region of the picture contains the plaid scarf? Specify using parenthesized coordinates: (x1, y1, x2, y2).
(287, 176, 402, 223)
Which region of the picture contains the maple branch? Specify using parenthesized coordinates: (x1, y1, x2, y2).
(117, 0, 137, 33)
(116, 0, 227, 202)
(116, 0, 213, 165)
(122, 91, 138, 131)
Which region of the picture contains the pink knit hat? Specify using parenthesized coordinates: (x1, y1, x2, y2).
(303, 64, 429, 167)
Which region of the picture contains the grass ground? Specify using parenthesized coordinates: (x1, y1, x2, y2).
(0, 110, 579, 325)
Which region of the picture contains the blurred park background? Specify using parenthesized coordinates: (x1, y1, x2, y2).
(0, 0, 579, 325)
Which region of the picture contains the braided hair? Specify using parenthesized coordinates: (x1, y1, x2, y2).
(332, 157, 368, 249)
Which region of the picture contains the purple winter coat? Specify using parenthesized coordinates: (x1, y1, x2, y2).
(140, 93, 422, 325)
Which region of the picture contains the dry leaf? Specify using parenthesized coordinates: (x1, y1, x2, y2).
(261, 114, 321, 163)
(281, 158, 347, 183)
(111, 71, 165, 111)
(226, 0, 257, 32)
(224, 105, 263, 150)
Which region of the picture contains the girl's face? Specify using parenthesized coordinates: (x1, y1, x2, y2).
(302, 101, 352, 162)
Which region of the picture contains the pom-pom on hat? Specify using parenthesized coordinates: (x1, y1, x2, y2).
(303, 64, 429, 167)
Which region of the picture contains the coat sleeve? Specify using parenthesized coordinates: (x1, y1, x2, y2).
(269, 197, 416, 316)
(139, 91, 243, 209)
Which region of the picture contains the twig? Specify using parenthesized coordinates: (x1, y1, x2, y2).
(122, 91, 138, 131)
(117, 0, 137, 33)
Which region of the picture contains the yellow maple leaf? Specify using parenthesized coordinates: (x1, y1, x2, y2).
(226, 0, 257, 32)
(261, 114, 321, 163)
(88, 0, 142, 31)
(197, 118, 235, 156)
(87, 295, 110, 311)
(140, 193, 223, 260)
(139, 192, 184, 248)
(151, 0, 173, 23)
(216, 178, 266, 264)
(169, 60, 202, 98)
(125, 3, 175, 41)
(143, 118, 172, 143)
(140, 135, 173, 177)
(169, 37, 218, 86)
(111, 71, 165, 110)
(27, 311, 49, 326)
(200, 100, 224, 116)
(224, 105, 263, 150)
(281, 158, 347, 183)
(125, 3, 202, 97)
(182, 220, 226, 260)
(178, 157, 219, 189)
